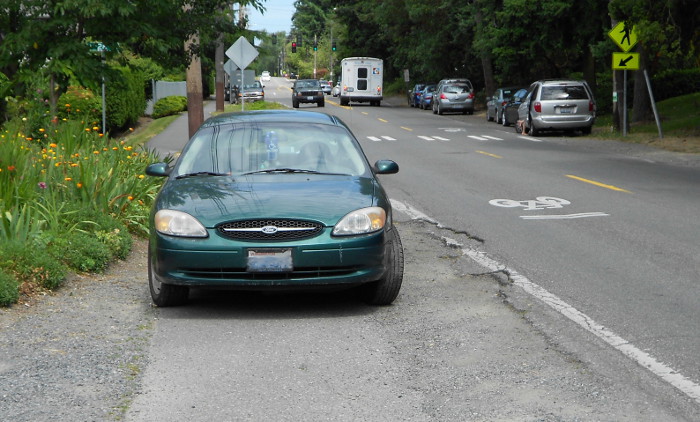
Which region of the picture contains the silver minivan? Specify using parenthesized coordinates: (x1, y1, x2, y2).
(518, 79, 596, 135)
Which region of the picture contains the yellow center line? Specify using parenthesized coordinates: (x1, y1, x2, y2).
(401, 126, 413, 132)
(476, 150, 502, 159)
(566, 174, 632, 193)
(378, 118, 388, 123)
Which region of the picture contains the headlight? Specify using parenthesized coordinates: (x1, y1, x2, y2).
(333, 207, 386, 236)
(154, 210, 208, 238)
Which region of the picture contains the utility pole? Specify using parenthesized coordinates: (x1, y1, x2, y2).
(184, 4, 204, 138)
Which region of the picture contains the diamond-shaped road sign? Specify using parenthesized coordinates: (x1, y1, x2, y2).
(608, 22, 638, 52)
(226, 36, 258, 70)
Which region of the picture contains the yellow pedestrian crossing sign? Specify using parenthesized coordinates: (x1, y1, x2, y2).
(608, 22, 637, 52)
(612, 52, 640, 70)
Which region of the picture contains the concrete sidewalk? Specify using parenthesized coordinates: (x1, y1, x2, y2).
(146, 99, 218, 158)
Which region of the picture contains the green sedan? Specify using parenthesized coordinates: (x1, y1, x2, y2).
(146, 110, 403, 307)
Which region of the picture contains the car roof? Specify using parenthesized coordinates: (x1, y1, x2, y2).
(200, 110, 342, 128)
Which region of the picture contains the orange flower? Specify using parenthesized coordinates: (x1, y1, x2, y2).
(76, 182, 83, 188)
(128, 195, 134, 201)
(49, 143, 57, 148)
(65, 177, 72, 181)
(7, 165, 15, 171)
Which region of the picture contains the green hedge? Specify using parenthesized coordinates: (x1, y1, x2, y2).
(152, 96, 188, 118)
(653, 68, 700, 102)
(106, 66, 146, 132)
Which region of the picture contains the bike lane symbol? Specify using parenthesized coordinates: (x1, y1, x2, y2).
(489, 196, 609, 219)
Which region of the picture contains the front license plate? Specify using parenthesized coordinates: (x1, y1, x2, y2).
(247, 249, 293, 272)
(307, 96, 314, 100)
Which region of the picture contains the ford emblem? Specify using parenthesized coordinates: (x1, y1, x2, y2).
(261, 225, 278, 234)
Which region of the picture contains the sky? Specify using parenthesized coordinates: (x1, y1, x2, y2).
(245, 0, 296, 34)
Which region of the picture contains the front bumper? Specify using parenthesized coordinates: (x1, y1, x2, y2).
(150, 228, 388, 289)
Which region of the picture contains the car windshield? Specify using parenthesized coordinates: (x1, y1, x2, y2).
(444, 84, 470, 94)
(541, 85, 588, 100)
(175, 122, 369, 177)
(296, 81, 319, 89)
(244, 82, 261, 89)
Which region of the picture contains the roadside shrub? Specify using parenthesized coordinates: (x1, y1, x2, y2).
(152, 96, 187, 118)
(106, 66, 146, 132)
(653, 68, 700, 102)
(0, 268, 19, 307)
(0, 241, 67, 290)
(69, 208, 133, 259)
(46, 231, 112, 273)
(57, 86, 102, 126)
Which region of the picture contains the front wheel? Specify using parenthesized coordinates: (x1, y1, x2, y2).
(361, 227, 404, 305)
(318, 99, 325, 107)
(148, 246, 188, 307)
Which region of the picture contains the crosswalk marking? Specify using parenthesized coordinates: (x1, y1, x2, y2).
(367, 136, 397, 142)
(432, 136, 450, 141)
(468, 135, 488, 141)
(418, 136, 434, 141)
(482, 135, 503, 141)
(518, 136, 542, 142)
(367, 136, 382, 142)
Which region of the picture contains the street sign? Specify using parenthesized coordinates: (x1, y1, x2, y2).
(608, 22, 637, 52)
(612, 52, 640, 70)
(225, 36, 259, 70)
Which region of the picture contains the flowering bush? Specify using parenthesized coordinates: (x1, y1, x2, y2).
(0, 110, 163, 305)
(57, 86, 102, 126)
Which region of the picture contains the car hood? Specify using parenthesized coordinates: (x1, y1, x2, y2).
(155, 175, 382, 227)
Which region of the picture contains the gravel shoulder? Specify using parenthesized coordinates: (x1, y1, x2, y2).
(0, 238, 154, 421)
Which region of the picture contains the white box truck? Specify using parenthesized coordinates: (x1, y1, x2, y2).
(339, 57, 383, 107)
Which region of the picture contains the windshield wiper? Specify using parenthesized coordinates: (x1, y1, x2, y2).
(175, 171, 230, 180)
(242, 168, 321, 175)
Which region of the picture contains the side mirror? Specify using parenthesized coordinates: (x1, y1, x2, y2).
(374, 159, 399, 175)
(145, 162, 170, 177)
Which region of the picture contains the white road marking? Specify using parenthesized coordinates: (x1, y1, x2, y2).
(390, 198, 700, 405)
(482, 135, 503, 141)
(367, 136, 382, 142)
(418, 136, 434, 141)
(520, 212, 610, 220)
(518, 135, 543, 142)
(468, 135, 488, 141)
(433, 136, 451, 141)
(382, 136, 397, 141)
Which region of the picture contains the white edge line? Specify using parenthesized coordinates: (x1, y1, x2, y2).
(390, 198, 700, 404)
(518, 135, 543, 142)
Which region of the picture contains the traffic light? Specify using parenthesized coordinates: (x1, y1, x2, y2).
(332, 41, 337, 51)
(313, 41, 318, 51)
(272, 34, 277, 45)
(296, 35, 302, 48)
(291, 42, 297, 53)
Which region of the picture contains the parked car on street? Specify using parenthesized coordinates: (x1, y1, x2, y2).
(517, 79, 596, 136)
(486, 86, 525, 124)
(239, 81, 265, 102)
(407, 83, 427, 108)
(320, 80, 333, 95)
(502, 88, 528, 127)
(432, 82, 475, 115)
(145, 110, 404, 307)
(331, 81, 341, 97)
(418, 84, 436, 110)
(291, 79, 325, 108)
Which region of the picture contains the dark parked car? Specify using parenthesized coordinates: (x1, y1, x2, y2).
(502, 88, 528, 127)
(517, 79, 596, 136)
(486, 86, 525, 124)
(292, 79, 324, 108)
(418, 84, 436, 110)
(145, 110, 404, 307)
(432, 82, 474, 115)
(407, 83, 426, 108)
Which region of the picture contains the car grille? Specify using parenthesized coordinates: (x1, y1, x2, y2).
(217, 219, 323, 241)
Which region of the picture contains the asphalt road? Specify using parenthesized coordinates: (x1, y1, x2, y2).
(131, 77, 700, 421)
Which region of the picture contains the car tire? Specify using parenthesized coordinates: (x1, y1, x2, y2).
(487, 110, 493, 121)
(318, 99, 325, 107)
(437, 103, 443, 115)
(292, 100, 299, 108)
(502, 113, 509, 126)
(148, 246, 189, 307)
(361, 226, 404, 306)
(581, 126, 592, 135)
(432, 103, 437, 114)
(528, 116, 538, 136)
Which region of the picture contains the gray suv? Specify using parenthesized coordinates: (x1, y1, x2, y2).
(517, 79, 596, 135)
(292, 79, 325, 108)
